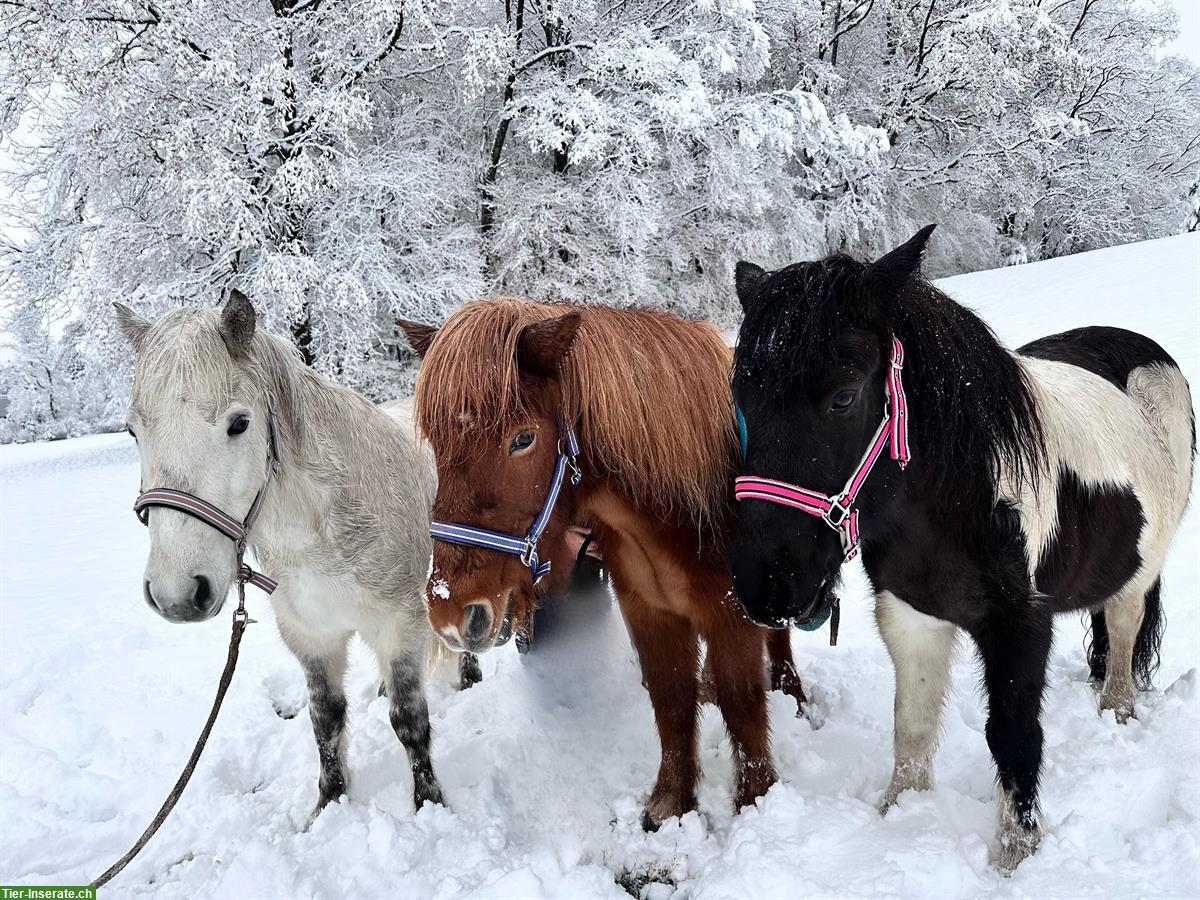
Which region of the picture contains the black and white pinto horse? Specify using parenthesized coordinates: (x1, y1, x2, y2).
(728, 226, 1194, 870)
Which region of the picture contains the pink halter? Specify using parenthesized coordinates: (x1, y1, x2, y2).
(734, 337, 911, 561)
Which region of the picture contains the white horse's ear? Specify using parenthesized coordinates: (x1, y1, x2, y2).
(868, 224, 936, 299)
(220, 288, 256, 358)
(396, 319, 438, 359)
(516, 312, 582, 377)
(734, 261, 767, 311)
(113, 302, 151, 351)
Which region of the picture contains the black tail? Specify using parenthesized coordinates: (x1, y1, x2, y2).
(1086, 579, 1164, 691)
(1133, 577, 1164, 691)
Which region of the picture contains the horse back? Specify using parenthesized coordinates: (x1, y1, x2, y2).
(1018, 326, 1183, 393)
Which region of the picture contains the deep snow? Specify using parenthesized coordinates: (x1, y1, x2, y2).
(1, 235, 1198, 899)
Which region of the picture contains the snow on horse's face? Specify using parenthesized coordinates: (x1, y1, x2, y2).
(728, 232, 930, 627)
(115, 293, 273, 623)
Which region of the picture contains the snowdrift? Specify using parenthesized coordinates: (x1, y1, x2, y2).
(2, 234, 1197, 898)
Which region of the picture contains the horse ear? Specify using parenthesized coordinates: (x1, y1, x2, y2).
(734, 261, 767, 311)
(113, 302, 151, 351)
(396, 319, 438, 359)
(868, 224, 937, 299)
(219, 288, 256, 358)
(516, 312, 582, 377)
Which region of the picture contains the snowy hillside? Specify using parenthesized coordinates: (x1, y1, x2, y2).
(1, 235, 1197, 898)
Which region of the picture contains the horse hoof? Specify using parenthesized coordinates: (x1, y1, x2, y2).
(640, 809, 659, 832)
(1099, 695, 1135, 724)
(771, 665, 808, 715)
(458, 654, 482, 690)
(996, 827, 1040, 874)
(415, 785, 445, 810)
(306, 791, 344, 829)
(641, 792, 692, 832)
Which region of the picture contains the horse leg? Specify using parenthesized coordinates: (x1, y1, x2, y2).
(1097, 586, 1146, 723)
(459, 651, 483, 690)
(876, 591, 957, 812)
(616, 589, 700, 829)
(367, 624, 445, 810)
(279, 624, 352, 818)
(702, 602, 777, 811)
(973, 601, 1052, 873)
(767, 628, 807, 714)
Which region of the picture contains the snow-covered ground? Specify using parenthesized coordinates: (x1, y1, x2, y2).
(2, 235, 1198, 899)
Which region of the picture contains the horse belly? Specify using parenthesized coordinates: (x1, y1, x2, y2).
(1033, 466, 1145, 613)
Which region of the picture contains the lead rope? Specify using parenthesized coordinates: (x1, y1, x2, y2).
(90, 554, 254, 888)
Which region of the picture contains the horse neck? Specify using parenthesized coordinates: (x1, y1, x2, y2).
(887, 291, 1045, 517)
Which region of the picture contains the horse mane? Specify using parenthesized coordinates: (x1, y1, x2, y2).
(735, 256, 1045, 504)
(414, 298, 738, 528)
(133, 307, 361, 471)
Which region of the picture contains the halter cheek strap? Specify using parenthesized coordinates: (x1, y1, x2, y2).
(734, 337, 910, 561)
(133, 410, 280, 595)
(429, 425, 582, 585)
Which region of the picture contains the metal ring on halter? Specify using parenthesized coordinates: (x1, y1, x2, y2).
(558, 439, 582, 486)
(823, 495, 851, 529)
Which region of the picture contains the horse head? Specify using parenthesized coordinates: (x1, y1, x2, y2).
(400, 305, 583, 653)
(115, 290, 276, 623)
(728, 226, 935, 627)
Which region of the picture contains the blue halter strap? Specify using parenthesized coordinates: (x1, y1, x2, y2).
(429, 425, 582, 584)
(735, 404, 748, 460)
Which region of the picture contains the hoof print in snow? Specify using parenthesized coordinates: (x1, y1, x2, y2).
(265, 674, 307, 720)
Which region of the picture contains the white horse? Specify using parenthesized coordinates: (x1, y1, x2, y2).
(115, 289, 465, 816)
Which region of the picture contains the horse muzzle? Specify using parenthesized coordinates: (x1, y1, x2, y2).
(143, 573, 225, 623)
(432, 593, 516, 654)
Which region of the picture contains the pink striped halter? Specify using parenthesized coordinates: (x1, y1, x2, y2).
(734, 337, 911, 561)
(133, 410, 280, 596)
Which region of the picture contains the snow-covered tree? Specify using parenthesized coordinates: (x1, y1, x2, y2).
(1, 0, 1196, 440)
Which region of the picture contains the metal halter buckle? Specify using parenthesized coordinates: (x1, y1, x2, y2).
(520, 539, 537, 568)
(559, 439, 583, 486)
(823, 495, 851, 529)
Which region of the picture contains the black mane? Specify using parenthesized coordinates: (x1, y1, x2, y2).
(734, 255, 1045, 504)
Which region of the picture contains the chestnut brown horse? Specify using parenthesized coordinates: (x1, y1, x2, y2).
(399, 299, 805, 827)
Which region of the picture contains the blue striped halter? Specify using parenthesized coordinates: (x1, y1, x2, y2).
(429, 425, 582, 584)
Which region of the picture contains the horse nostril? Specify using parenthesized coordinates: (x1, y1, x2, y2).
(462, 602, 493, 646)
(143, 580, 159, 612)
(193, 575, 214, 611)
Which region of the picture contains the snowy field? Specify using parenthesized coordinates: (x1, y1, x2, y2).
(2, 235, 1198, 899)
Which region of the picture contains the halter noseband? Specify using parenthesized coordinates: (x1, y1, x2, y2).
(429, 425, 582, 585)
(133, 409, 280, 595)
(734, 337, 910, 561)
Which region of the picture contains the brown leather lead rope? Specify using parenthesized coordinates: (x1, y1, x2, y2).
(91, 588, 252, 887)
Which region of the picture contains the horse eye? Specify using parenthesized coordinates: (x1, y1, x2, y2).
(508, 430, 535, 454)
(227, 414, 250, 436)
(831, 390, 857, 412)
